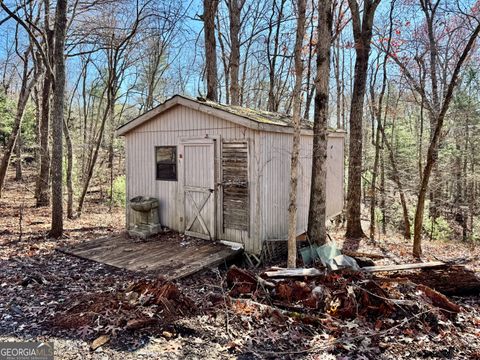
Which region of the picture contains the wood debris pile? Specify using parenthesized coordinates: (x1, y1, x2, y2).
(214, 263, 479, 357)
(226, 263, 480, 323)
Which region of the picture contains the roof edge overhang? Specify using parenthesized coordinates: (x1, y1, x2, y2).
(116, 94, 347, 138)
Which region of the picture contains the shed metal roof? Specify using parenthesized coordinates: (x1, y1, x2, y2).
(116, 94, 325, 136)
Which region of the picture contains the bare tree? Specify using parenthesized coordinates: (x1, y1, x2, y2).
(307, 0, 333, 245)
(203, 0, 219, 101)
(345, 0, 381, 240)
(35, 0, 54, 207)
(381, 0, 480, 256)
(227, 0, 245, 105)
(0, 44, 40, 197)
(49, 0, 68, 238)
(266, 0, 286, 112)
(369, 0, 395, 240)
(287, 0, 306, 268)
(137, 2, 184, 110)
(76, 0, 148, 216)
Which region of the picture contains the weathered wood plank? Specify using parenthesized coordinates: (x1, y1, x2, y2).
(168, 248, 242, 280)
(361, 261, 446, 273)
(222, 159, 248, 165)
(223, 145, 247, 150)
(264, 268, 323, 278)
(223, 169, 247, 175)
(224, 200, 247, 205)
(222, 140, 249, 231)
(59, 234, 243, 280)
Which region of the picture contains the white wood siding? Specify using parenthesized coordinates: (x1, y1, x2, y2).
(255, 132, 345, 244)
(125, 105, 257, 251)
(124, 103, 345, 254)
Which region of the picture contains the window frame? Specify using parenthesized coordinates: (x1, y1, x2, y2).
(155, 146, 178, 181)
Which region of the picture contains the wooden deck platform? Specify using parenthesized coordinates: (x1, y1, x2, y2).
(59, 233, 243, 280)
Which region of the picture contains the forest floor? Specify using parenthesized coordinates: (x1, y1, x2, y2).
(1, 169, 480, 359)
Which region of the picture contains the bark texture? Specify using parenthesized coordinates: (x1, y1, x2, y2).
(203, 0, 219, 101)
(14, 131, 22, 181)
(345, 0, 380, 239)
(228, 0, 244, 105)
(49, 0, 68, 238)
(307, 0, 333, 245)
(63, 119, 74, 219)
(287, 0, 306, 268)
(369, 0, 395, 240)
(35, 4, 54, 207)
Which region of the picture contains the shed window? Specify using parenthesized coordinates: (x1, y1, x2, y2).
(155, 146, 177, 181)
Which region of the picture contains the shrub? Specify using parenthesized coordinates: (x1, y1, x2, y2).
(110, 175, 126, 207)
(471, 218, 480, 243)
(423, 215, 452, 241)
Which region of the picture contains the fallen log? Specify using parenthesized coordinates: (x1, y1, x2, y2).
(362, 261, 446, 273)
(389, 265, 480, 296)
(417, 284, 462, 313)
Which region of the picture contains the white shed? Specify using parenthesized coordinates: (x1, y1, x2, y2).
(117, 95, 344, 255)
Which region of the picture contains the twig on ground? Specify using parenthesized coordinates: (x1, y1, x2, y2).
(252, 309, 434, 356)
(18, 202, 24, 242)
(214, 268, 231, 338)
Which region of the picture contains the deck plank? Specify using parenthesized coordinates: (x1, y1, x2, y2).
(59, 233, 243, 280)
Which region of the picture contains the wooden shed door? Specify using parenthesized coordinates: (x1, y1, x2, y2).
(180, 139, 216, 240)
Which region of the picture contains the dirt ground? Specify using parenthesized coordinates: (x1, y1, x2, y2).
(1, 169, 480, 359)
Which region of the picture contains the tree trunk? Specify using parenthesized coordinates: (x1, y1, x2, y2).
(412, 18, 480, 257)
(63, 119, 74, 219)
(390, 266, 480, 296)
(380, 151, 386, 234)
(77, 63, 116, 216)
(216, 11, 230, 104)
(428, 113, 441, 220)
(49, 0, 68, 238)
(35, 66, 52, 206)
(369, 112, 381, 240)
(345, 46, 369, 239)
(287, 0, 306, 268)
(204, 0, 219, 101)
(267, 0, 286, 112)
(228, 0, 243, 105)
(33, 84, 41, 165)
(334, 35, 342, 129)
(302, 13, 315, 120)
(0, 48, 38, 198)
(77, 106, 110, 216)
(14, 131, 22, 181)
(345, 0, 380, 239)
(35, 4, 54, 207)
(108, 81, 116, 210)
(416, 96, 424, 180)
(307, 0, 332, 245)
(369, 0, 394, 241)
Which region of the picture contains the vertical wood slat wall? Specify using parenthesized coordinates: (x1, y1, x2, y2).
(222, 141, 249, 232)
